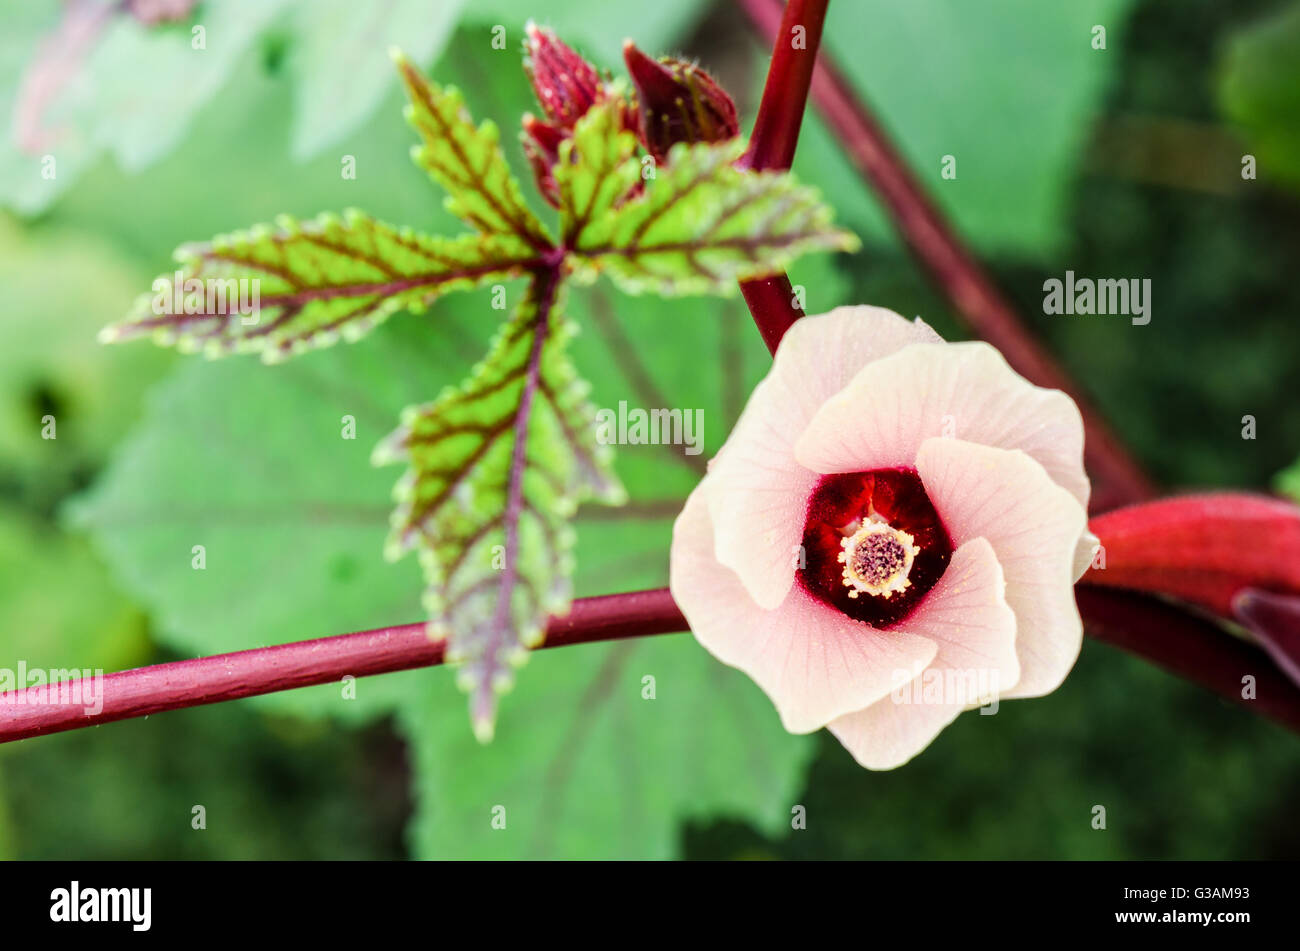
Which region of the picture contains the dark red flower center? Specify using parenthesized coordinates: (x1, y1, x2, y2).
(797, 468, 953, 628)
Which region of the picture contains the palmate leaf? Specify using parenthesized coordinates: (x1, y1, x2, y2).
(99, 211, 542, 363)
(71, 259, 837, 856)
(393, 50, 552, 248)
(90, 48, 853, 743)
(563, 119, 860, 295)
(373, 273, 625, 739)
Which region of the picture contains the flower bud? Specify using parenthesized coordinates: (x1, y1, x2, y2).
(524, 22, 603, 131)
(521, 113, 565, 209)
(622, 41, 740, 161)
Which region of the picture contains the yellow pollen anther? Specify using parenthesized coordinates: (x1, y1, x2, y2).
(836, 520, 921, 600)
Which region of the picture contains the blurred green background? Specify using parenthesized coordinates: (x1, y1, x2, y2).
(1, 0, 1297, 859)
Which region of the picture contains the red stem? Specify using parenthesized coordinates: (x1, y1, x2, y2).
(735, 0, 1154, 512)
(0, 589, 686, 743)
(739, 275, 802, 354)
(7, 584, 1297, 742)
(734, 0, 830, 354)
(737, 0, 828, 173)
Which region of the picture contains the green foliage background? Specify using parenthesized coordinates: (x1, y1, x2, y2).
(1, 0, 1297, 859)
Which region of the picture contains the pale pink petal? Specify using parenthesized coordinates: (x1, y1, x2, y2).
(705, 306, 941, 609)
(901, 537, 1020, 684)
(671, 486, 938, 733)
(916, 437, 1088, 698)
(794, 341, 1090, 511)
(828, 537, 1018, 769)
(1074, 528, 1101, 581)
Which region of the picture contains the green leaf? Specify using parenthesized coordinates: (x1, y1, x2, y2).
(1276, 455, 1300, 503)
(99, 210, 541, 362)
(0, 218, 173, 487)
(1218, 0, 1300, 192)
(399, 274, 826, 847)
(795, 0, 1136, 258)
(399, 635, 814, 859)
(71, 266, 830, 855)
(374, 274, 625, 739)
(40, 24, 488, 293)
(70, 317, 457, 723)
(71, 42, 847, 854)
(0, 0, 291, 214)
(567, 137, 859, 295)
(394, 50, 552, 247)
(287, 0, 467, 160)
(0, 507, 150, 675)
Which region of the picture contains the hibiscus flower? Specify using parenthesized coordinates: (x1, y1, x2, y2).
(670, 305, 1099, 768)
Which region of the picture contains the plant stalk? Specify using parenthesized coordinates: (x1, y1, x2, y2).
(734, 0, 831, 354)
(6, 584, 1298, 742)
(0, 588, 686, 743)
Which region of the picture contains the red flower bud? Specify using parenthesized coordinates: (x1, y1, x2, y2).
(1081, 492, 1300, 618)
(622, 41, 740, 161)
(523, 22, 603, 131)
(521, 113, 565, 209)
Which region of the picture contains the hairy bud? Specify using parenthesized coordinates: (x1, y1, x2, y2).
(524, 22, 604, 131)
(622, 41, 740, 161)
(521, 113, 565, 208)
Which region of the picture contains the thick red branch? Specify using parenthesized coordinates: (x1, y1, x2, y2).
(737, 0, 828, 173)
(0, 588, 686, 744)
(734, 0, 830, 353)
(735, 0, 1154, 512)
(6, 583, 1298, 743)
(739, 274, 803, 353)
